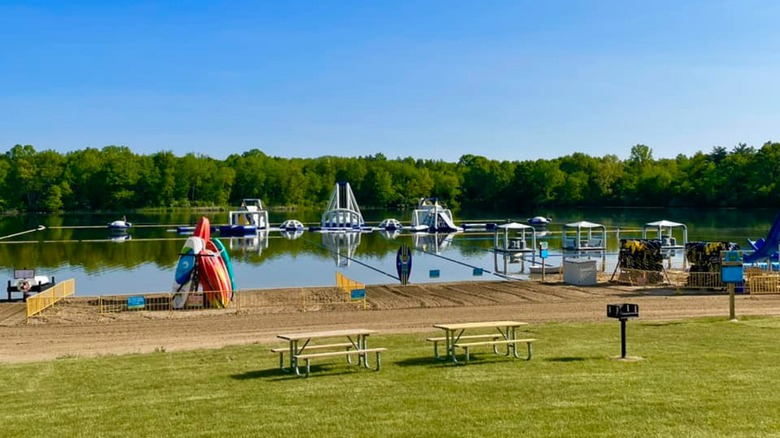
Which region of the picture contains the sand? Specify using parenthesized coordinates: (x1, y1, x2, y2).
(2, 279, 779, 363)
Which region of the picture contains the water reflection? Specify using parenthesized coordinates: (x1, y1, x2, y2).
(228, 232, 269, 255)
(280, 230, 304, 240)
(321, 232, 361, 267)
(109, 234, 132, 243)
(378, 229, 401, 240)
(413, 232, 456, 254)
(0, 209, 772, 296)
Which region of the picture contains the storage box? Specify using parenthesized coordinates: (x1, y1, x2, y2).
(563, 259, 597, 286)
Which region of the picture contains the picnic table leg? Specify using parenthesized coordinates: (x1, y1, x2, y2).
(344, 336, 355, 365)
(525, 341, 533, 360)
(450, 330, 460, 364)
(510, 327, 520, 359)
(288, 341, 298, 374)
(374, 350, 382, 371)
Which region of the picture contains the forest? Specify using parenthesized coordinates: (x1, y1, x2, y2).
(1, 142, 778, 213)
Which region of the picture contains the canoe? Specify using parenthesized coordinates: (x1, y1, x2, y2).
(194, 216, 211, 241)
(207, 237, 236, 296)
(173, 236, 205, 309)
(197, 249, 232, 309)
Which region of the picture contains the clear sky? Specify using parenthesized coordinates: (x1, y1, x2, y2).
(2, 0, 779, 162)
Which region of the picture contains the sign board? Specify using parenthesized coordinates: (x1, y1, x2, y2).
(396, 243, 412, 285)
(472, 268, 483, 276)
(722, 250, 742, 266)
(721, 250, 743, 283)
(186, 294, 204, 308)
(721, 266, 743, 283)
(539, 242, 549, 259)
(350, 288, 366, 300)
(127, 295, 145, 310)
(14, 269, 35, 279)
(429, 269, 440, 278)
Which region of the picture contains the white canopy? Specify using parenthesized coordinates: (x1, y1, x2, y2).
(562, 221, 607, 250)
(645, 220, 684, 228)
(497, 222, 535, 230)
(565, 220, 603, 228)
(642, 219, 687, 247)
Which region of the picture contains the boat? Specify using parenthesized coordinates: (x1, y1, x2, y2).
(529, 264, 560, 275)
(279, 219, 305, 232)
(409, 198, 462, 233)
(219, 199, 270, 236)
(562, 220, 607, 251)
(319, 182, 370, 232)
(527, 216, 552, 226)
(642, 220, 688, 250)
(378, 218, 403, 231)
(173, 217, 234, 309)
(108, 216, 131, 230)
(494, 222, 536, 253)
(172, 234, 205, 309)
(6, 268, 55, 301)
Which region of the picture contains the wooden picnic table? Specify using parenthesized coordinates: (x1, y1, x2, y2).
(276, 328, 384, 377)
(431, 320, 534, 364)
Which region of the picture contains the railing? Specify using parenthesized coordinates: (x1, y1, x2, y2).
(613, 268, 668, 286)
(26, 279, 75, 319)
(98, 293, 174, 314)
(748, 274, 780, 294)
(678, 271, 725, 290)
(335, 272, 367, 310)
(336, 271, 364, 293)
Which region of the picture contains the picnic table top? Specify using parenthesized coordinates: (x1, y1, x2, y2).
(277, 328, 376, 341)
(433, 321, 528, 330)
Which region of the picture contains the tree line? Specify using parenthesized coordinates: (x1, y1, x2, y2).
(1, 142, 778, 213)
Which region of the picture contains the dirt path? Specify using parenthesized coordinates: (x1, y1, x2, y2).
(2, 280, 779, 363)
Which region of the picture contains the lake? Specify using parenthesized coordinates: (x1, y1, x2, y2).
(1, 207, 777, 296)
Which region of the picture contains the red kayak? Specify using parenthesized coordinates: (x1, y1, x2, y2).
(194, 216, 211, 242)
(197, 248, 232, 308)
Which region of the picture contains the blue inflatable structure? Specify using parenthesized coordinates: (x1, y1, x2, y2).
(744, 213, 780, 263)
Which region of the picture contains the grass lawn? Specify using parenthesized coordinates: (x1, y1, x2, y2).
(2, 317, 780, 437)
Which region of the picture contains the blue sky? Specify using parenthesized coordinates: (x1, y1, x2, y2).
(2, 0, 779, 162)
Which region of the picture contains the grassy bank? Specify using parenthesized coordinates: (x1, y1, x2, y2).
(2, 317, 779, 437)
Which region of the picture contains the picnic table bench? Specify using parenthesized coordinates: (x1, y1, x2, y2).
(426, 334, 502, 359)
(432, 321, 534, 364)
(275, 329, 387, 377)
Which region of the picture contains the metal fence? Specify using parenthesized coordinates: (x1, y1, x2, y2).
(26, 279, 75, 319)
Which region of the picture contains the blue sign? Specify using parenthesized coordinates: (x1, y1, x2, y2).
(472, 268, 483, 276)
(350, 289, 366, 300)
(540, 249, 549, 259)
(721, 266, 744, 283)
(429, 269, 440, 278)
(127, 295, 145, 310)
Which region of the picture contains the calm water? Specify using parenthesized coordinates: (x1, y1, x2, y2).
(1, 208, 777, 296)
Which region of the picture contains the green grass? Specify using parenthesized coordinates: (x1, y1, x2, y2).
(3, 317, 780, 437)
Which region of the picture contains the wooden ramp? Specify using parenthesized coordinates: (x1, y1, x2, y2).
(0, 302, 27, 326)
